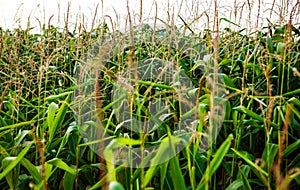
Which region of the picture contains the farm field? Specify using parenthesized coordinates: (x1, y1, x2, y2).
(0, 1, 300, 189)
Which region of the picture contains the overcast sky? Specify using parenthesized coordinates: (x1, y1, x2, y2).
(0, 0, 299, 33)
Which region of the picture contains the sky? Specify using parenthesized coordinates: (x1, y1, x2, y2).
(0, 0, 299, 33)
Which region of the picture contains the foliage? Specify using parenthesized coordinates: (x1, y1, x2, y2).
(0, 14, 300, 190)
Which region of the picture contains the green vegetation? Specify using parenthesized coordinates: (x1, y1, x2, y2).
(0, 3, 300, 190)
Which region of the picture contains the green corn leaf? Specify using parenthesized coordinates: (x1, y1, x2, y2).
(220, 73, 236, 89)
(104, 148, 116, 182)
(284, 89, 300, 97)
(144, 136, 181, 187)
(47, 158, 76, 175)
(131, 168, 141, 183)
(219, 59, 233, 67)
(231, 148, 268, 177)
(47, 102, 59, 132)
(233, 106, 278, 129)
(56, 125, 78, 157)
(220, 18, 240, 27)
(2, 157, 20, 189)
(160, 161, 169, 190)
(276, 42, 285, 54)
(14, 130, 31, 147)
(261, 143, 278, 171)
(196, 134, 233, 190)
(169, 156, 186, 190)
(63, 171, 76, 190)
(237, 165, 251, 179)
(267, 36, 274, 54)
(240, 167, 252, 190)
(226, 179, 244, 190)
(288, 97, 300, 105)
(143, 159, 163, 187)
(283, 139, 300, 158)
(0, 121, 35, 132)
(115, 137, 142, 146)
(46, 91, 73, 102)
(36, 163, 54, 190)
(105, 138, 142, 151)
(0, 142, 32, 181)
(47, 94, 70, 148)
(20, 158, 42, 183)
